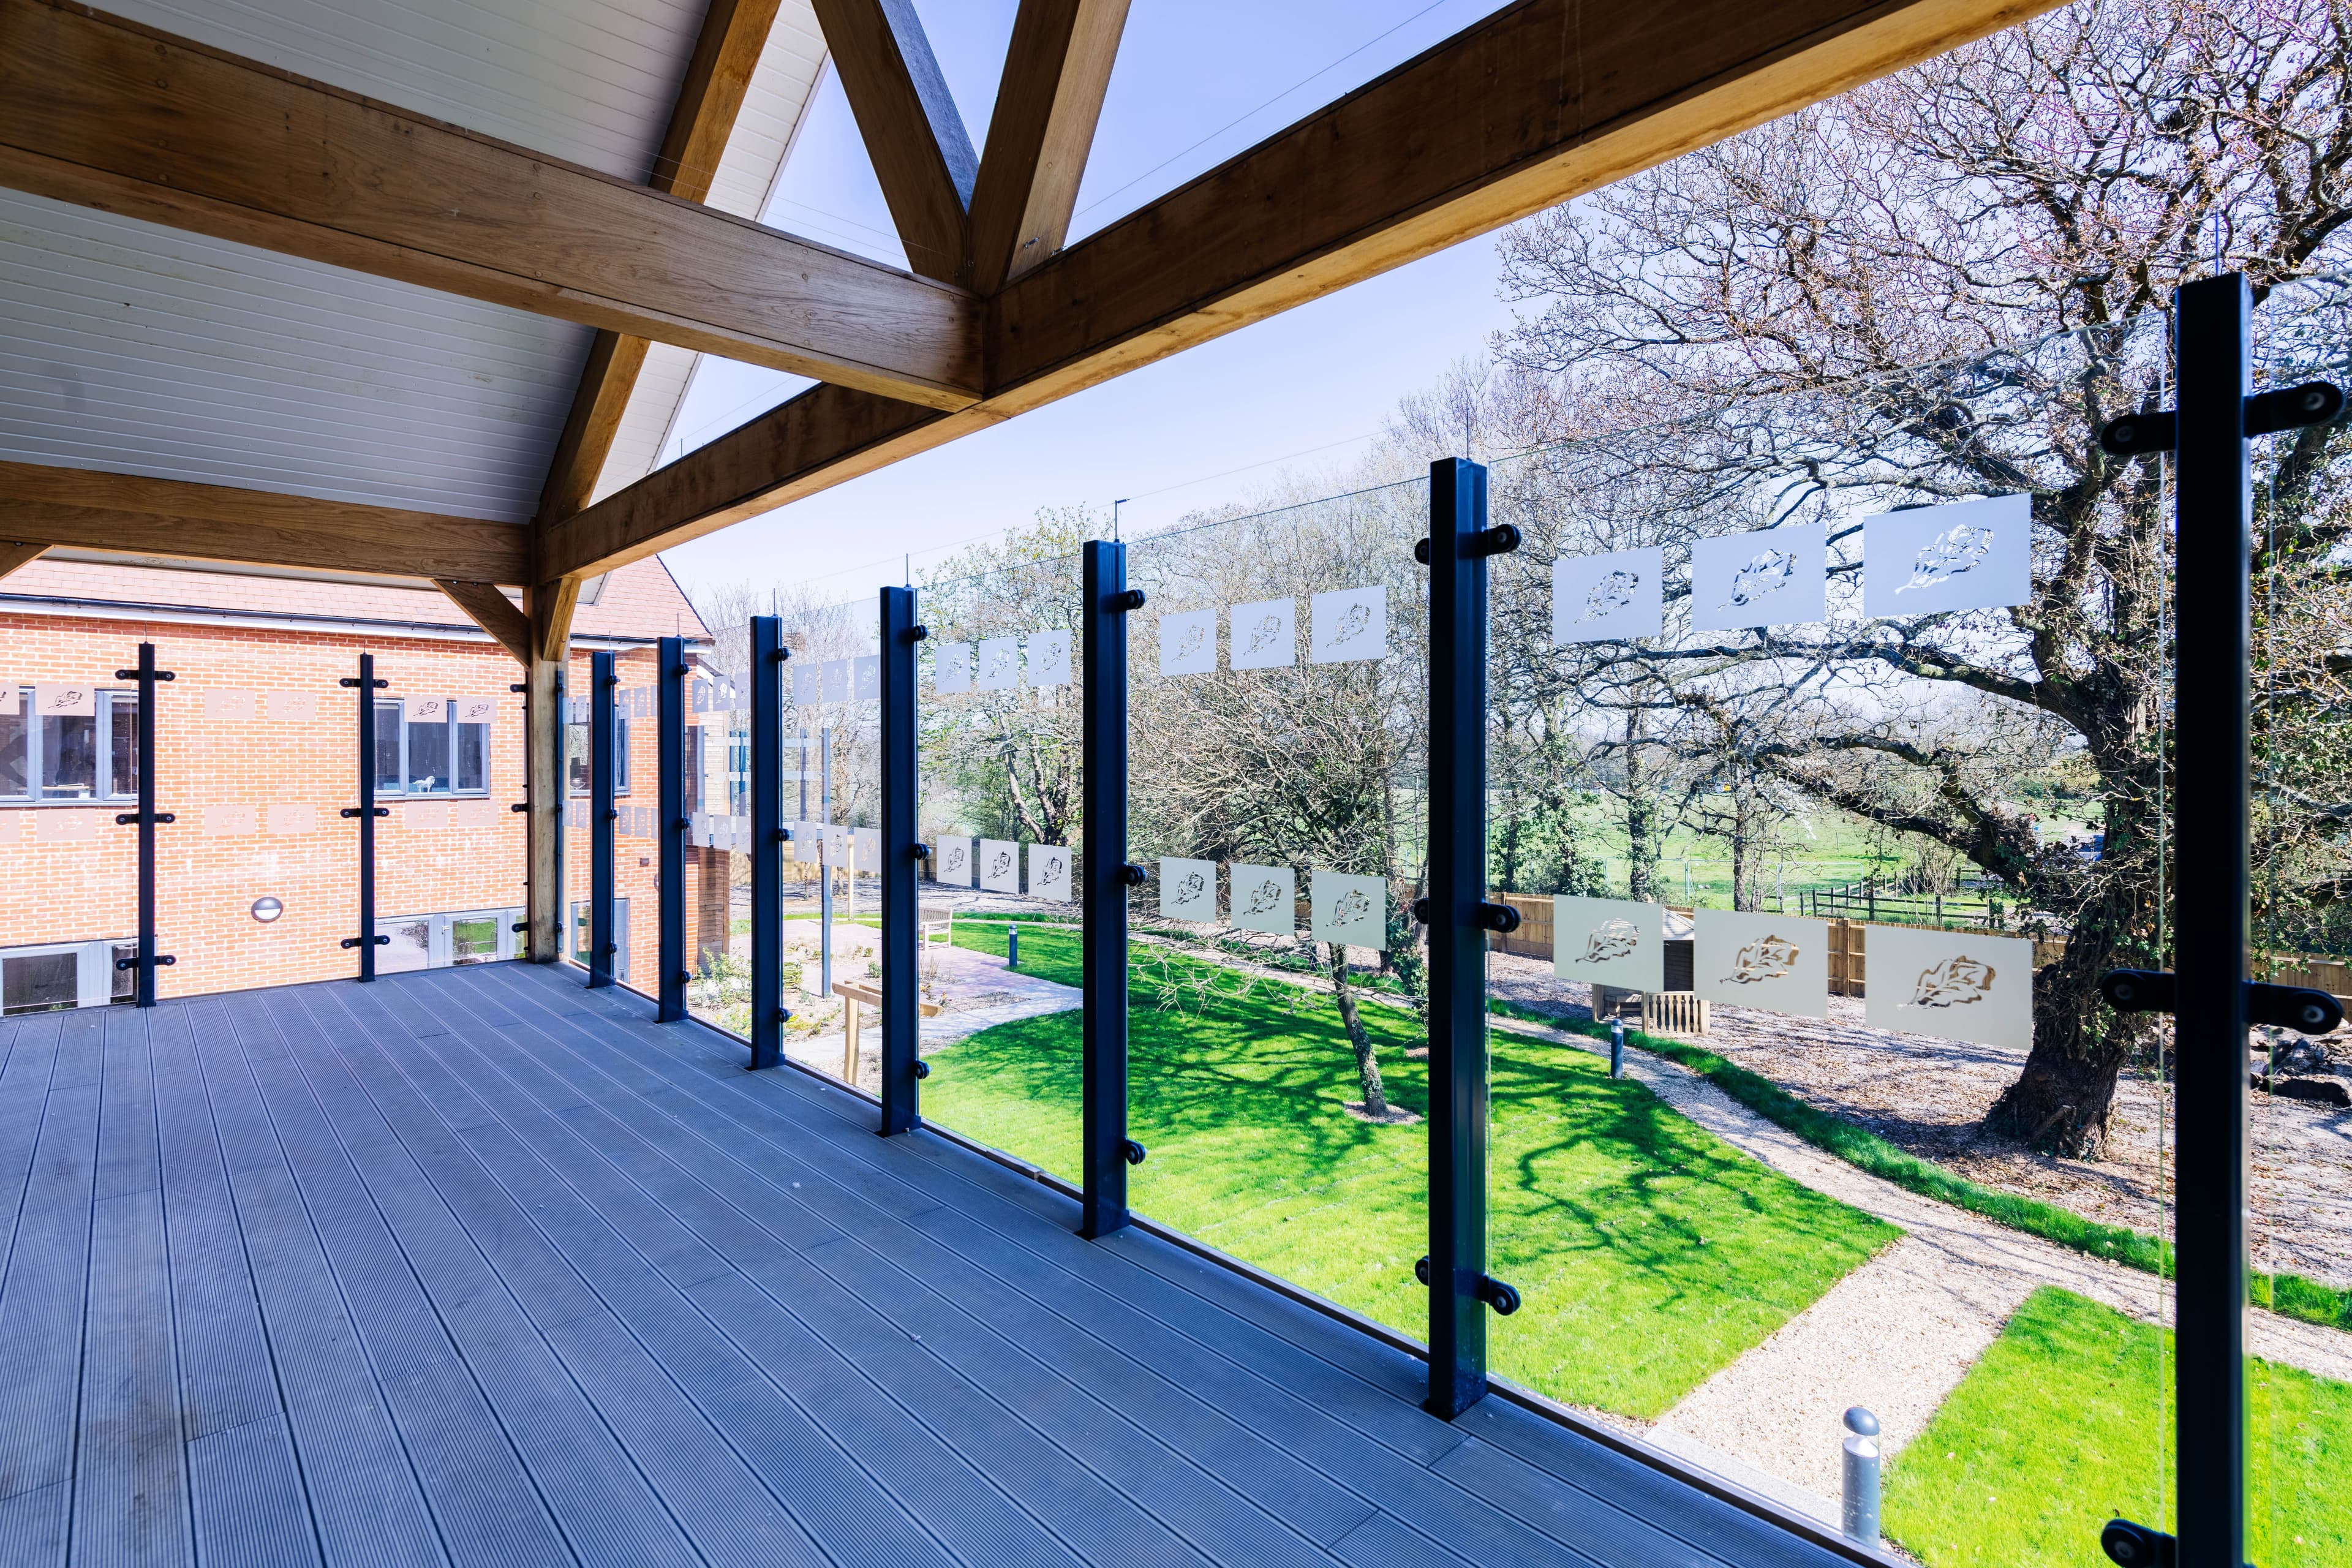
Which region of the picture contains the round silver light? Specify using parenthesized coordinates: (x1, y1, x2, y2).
(251, 896, 284, 924)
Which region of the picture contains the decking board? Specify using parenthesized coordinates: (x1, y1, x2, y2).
(0, 966, 1860, 1568)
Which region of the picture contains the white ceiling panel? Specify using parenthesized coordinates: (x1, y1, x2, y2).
(97, 0, 707, 180)
(594, 6, 829, 503)
(0, 187, 591, 521)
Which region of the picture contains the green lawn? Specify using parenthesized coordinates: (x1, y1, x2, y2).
(929, 922, 1896, 1417)
(1886, 1287, 2352, 1567)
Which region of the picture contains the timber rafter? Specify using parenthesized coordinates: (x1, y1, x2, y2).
(540, 0, 2060, 581)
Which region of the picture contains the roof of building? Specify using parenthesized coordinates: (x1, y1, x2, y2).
(0, 554, 709, 646)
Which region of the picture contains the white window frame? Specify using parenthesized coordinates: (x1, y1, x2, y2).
(0, 686, 138, 805)
(372, 699, 492, 799)
(0, 938, 137, 1012)
(375, 908, 525, 973)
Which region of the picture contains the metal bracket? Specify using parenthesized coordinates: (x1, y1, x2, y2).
(1107, 587, 1147, 612)
(1414, 1256, 1521, 1314)
(114, 812, 175, 826)
(1414, 524, 1521, 564)
(338, 677, 389, 688)
(1120, 1139, 1147, 1166)
(115, 955, 176, 970)
(2099, 1518, 2174, 1567)
(1118, 862, 1149, 888)
(114, 668, 175, 681)
(340, 935, 390, 949)
(2099, 968, 2343, 1033)
(2100, 380, 2344, 456)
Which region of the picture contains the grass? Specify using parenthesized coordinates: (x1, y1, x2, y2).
(1482, 1001, 2352, 1336)
(929, 921, 1896, 1418)
(1884, 1286, 2351, 1567)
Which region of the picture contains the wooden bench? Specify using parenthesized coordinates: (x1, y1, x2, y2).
(833, 979, 944, 1082)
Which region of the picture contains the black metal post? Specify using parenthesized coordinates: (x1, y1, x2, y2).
(1081, 540, 1134, 1235)
(338, 654, 388, 977)
(658, 636, 688, 1021)
(589, 649, 617, 989)
(749, 617, 785, 1069)
(111, 642, 175, 1005)
(880, 587, 921, 1134)
(2172, 272, 2251, 1568)
(1425, 456, 1492, 1419)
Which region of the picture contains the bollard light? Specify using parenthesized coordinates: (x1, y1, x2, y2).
(1610, 1016, 1626, 1079)
(1007, 923, 1019, 970)
(1842, 1406, 1882, 1549)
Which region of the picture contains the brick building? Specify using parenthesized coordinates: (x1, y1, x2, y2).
(0, 555, 710, 1013)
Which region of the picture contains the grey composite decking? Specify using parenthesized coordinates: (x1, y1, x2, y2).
(0, 961, 1855, 1568)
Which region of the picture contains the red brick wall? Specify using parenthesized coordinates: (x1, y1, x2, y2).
(0, 611, 678, 1001)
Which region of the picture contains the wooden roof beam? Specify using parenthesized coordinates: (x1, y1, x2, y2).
(434, 579, 535, 665)
(537, 0, 788, 539)
(0, 541, 48, 585)
(541, 0, 2060, 582)
(967, 0, 1131, 295)
(811, 0, 977, 283)
(0, 0, 978, 409)
(0, 464, 530, 584)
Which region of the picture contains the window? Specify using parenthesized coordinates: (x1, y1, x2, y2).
(0, 689, 137, 803)
(0, 940, 137, 1014)
(567, 718, 631, 795)
(376, 910, 523, 971)
(372, 700, 489, 796)
(568, 899, 631, 980)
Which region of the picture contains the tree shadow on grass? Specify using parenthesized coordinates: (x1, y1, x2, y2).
(927, 938, 1896, 1419)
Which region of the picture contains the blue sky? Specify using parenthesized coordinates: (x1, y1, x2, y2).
(658, 0, 1525, 609)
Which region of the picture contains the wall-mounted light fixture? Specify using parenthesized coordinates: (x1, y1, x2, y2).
(251, 896, 284, 924)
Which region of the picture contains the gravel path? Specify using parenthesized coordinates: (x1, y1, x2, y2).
(1485, 951, 2352, 1289)
(1483, 1010, 2352, 1523)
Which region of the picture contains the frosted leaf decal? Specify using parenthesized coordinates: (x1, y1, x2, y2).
(794, 662, 823, 707)
(34, 684, 95, 717)
(451, 800, 497, 829)
(1864, 925, 2034, 1049)
(1158, 609, 1216, 676)
(1159, 856, 1217, 922)
(976, 638, 1020, 692)
(1694, 910, 1829, 1019)
(1027, 630, 1071, 688)
(1551, 897, 1665, 990)
(1863, 494, 2031, 617)
(203, 804, 258, 836)
(203, 689, 257, 722)
(935, 836, 974, 886)
(0, 684, 15, 715)
(403, 802, 450, 829)
(1553, 549, 1664, 645)
(266, 804, 316, 835)
(1689, 522, 1826, 631)
(788, 821, 823, 863)
(1029, 843, 1072, 902)
(1310, 871, 1387, 950)
(854, 655, 880, 701)
(1310, 587, 1387, 664)
(853, 827, 880, 873)
(823, 659, 850, 703)
(402, 695, 448, 725)
(978, 837, 1020, 894)
(1227, 598, 1295, 670)
(1228, 863, 1295, 935)
(454, 695, 497, 724)
(935, 643, 973, 695)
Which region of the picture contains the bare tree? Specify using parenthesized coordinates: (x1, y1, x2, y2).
(1472, 0, 2352, 1154)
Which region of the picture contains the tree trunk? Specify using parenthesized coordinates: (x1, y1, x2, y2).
(1730, 812, 1751, 913)
(1625, 707, 1656, 903)
(1327, 941, 1389, 1116)
(1981, 908, 2145, 1157)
